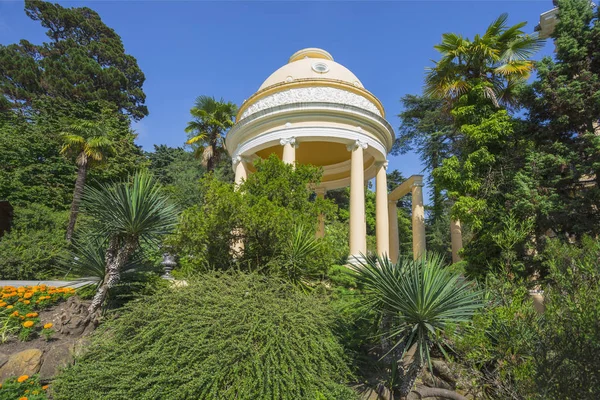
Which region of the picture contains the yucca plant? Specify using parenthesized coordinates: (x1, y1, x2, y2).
(352, 253, 482, 398)
(81, 171, 178, 315)
(278, 224, 321, 288)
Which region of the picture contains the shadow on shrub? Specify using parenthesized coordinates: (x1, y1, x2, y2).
(52, 272, 357, 400)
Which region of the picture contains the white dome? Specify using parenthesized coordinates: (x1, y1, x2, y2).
(258, 48, 363, 91)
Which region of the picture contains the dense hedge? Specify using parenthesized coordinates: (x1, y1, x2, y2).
(53, 272, 357, 400)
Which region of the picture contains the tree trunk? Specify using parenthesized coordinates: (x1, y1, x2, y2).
(206, 142, 216, 172)
(399, 361, 422, 398)
(88, 236, 138, 316)
(66, 154, 88, 242)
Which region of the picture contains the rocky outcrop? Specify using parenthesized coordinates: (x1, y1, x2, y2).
(0, 349, 43, 382)
(0, 297, 94, 384)
(54, 296, 96, 336)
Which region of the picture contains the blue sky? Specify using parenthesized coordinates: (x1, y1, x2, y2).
(0, 0, 555, 187)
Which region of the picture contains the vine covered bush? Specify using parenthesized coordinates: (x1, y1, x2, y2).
(53, 272, 357, 400)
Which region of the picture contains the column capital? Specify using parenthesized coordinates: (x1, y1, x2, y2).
(376, 160, 389, 169)
(346, 139, 369, 152)
(315, 187, 327, 195)
(411, 180, 424, 188)
(388, 198, 397, 205)
(232, 154, 248, 168)
(280, 136, 298, 147)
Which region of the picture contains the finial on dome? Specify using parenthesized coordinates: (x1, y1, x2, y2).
(288, 48, 334, 63)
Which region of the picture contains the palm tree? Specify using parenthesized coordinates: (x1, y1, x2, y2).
(81, 171, 178, 315)
(425, 13, 543, 107)
(185, 96, 237, 172)
(351, 253, 482, 399)
(60, 120, 114, 242)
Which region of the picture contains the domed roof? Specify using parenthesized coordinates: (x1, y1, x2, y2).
(258, 48, 364, 91)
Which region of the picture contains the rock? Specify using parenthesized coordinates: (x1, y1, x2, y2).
(57, 296, 94, 336)
(432, 360, 457, 384)
(0, 352, 8, 369)
(39, 342, 75, 380)
(0, 348, 43, 382)
(422, 369, 454, 391)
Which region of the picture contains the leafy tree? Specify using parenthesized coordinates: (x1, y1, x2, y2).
(352, 254, 482, 398)
(0, 112, 74, 209)
(0, 204, 69, 279)
(0, 0, 147, 120)
(396, 95, 454, 224)
(185, 96, 237, 172)
(81, 172, 178, 315)
(53, 272, 357, 400)
(146, 145, 189, 185)
(60, 119, 114, 241)
(425, 13, 543, 107)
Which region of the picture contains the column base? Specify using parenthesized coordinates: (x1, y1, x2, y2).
(347, 254, 367, 267)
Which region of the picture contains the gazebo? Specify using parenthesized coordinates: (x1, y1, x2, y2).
(226, 48, 427, 262)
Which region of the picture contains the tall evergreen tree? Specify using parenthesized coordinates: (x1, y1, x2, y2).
(519, 0, 600, 241)
(0, 0, 148, 120)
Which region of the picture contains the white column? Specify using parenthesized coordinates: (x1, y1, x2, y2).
(411, 181, 426, 259)
(232, 155, 247, 256)
(348, 140, 368, 263)
(280, 137, 297, 165)
(233, 155, 248, 187)
(388, 200, 399, 262)
(450, 219, 463, 263)
(315, 187, 326, 238)
(376, 161, 390, 258)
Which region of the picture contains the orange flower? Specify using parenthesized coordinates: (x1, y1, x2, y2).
(42, 385, 49, 390)
(25, 312, 38, 318)
(23, 300, 30, 305)
(17, 287, 25, 293)
(11, 311, 19, 317)
(23, 292, 33, 299)
(23, 321, 34, 328)
(19, 397, 28, 400)
(17, 374, 29, 382)
(43, 323, 53, 329)
(6, 305, 13, 309)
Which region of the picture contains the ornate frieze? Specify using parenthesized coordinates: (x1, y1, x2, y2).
(240, 87, 381, 120)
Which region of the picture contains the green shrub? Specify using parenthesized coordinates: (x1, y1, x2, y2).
(450, 276, 540, 399)
(52, 272, 357, 400)
(0, 204, 68, 279)
(169, 155, 337, 281)
(453, 235, 600, 400)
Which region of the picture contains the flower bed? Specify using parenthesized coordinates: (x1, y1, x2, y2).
(0, 374, 49, 399)
(0, 285, 75, 342)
